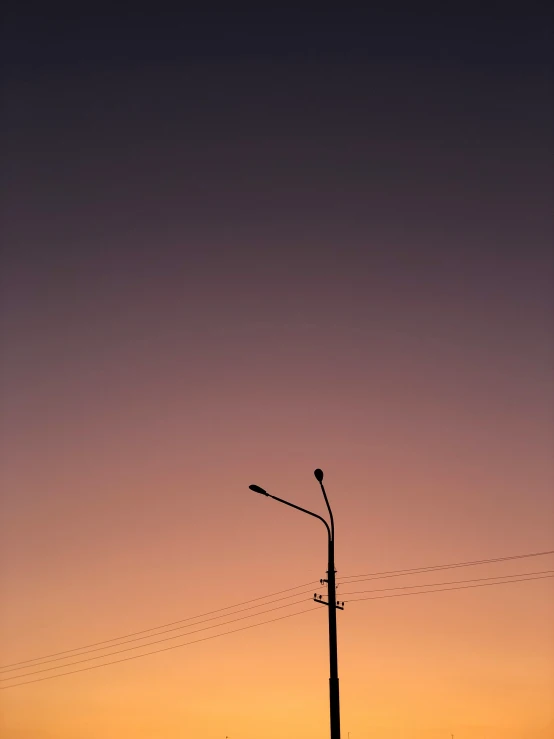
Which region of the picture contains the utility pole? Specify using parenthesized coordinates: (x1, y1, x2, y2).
(315, 468, 342, 739)
(249, 468, 342, 739)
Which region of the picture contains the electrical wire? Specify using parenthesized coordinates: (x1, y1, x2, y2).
(10, 564, 544, 675)
(336, 549, 554, 585)
(0, 598, 314, 682)
(0, 589, 319, 674)
(3, 572, 552, 690)
(0, 579, 321, 671)
(0, 606, 322, 690)
(338, 569, 554, 597)
(345, 573, 554, 603)
(3, 548, 553, 673)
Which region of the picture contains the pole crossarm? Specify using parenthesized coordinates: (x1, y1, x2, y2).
(313, 594, 345, 610)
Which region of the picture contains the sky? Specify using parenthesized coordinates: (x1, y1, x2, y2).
(1, 8, 553, 739)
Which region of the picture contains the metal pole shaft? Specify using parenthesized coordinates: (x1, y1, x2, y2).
(328, 536, 340, 739)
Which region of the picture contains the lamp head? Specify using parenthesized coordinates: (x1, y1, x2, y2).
(249, 484, 269, 496)
(314, 468, 324, 483)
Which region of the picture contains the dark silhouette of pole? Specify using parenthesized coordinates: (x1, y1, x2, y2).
(315, 467, 341, 739)
(249, 468, 341, 739)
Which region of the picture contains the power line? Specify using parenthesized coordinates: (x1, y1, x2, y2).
(338, 569, 554, 597)
(9, 566, 549, 675)
(0, 606, 322, 690)
(337, 550, 554, 585)
(345, 573, 554, 603)
(2, 572, 552, 690)
(0, 598, 314, 681)
(3, 548, 553, 673)
(17, 570, 540, 682)
(0, 589, 319, 674)
(0, 579, 321, 671)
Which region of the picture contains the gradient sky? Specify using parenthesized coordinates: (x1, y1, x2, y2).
(1, 8, 553, 739)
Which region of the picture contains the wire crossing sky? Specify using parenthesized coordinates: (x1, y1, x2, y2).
(2, 549, 552, 673)
(2, 573, 551, 690)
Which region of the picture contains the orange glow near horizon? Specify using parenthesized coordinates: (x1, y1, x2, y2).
(1, 441, 553, 737)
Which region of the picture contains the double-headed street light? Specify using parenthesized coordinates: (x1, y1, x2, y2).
(249, 468, 342, 739)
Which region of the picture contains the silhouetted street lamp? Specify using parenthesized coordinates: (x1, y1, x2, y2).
(249, 468, 342, 739)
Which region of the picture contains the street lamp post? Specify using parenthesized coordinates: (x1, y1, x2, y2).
(249, 468, 341, 739)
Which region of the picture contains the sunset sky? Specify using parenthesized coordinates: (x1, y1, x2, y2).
(1, 8, 553, 739)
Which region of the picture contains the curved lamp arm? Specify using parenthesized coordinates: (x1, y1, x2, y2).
(249, 485, 332, 542)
